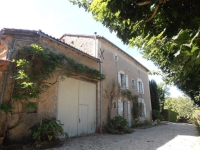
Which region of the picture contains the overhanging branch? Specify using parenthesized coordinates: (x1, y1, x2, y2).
(145, 4, 159, 22)
(135, 1, 150, 6)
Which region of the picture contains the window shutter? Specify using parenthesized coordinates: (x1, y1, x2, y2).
(118, 100, 123, 116)
(142, 82, 144, 94)
(125, 75, 129, 89)
(137, 79, 139, 92)
(118, 71, 121, 86)
(144, 103, 146, 118)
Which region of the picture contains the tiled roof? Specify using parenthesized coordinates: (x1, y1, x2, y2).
(60, 34, 149, 72)
(0, 28, 100, 62)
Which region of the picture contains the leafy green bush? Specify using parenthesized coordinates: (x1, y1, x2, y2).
(106, 116, 132, 134)
(144, 120, 152, 126)
(132, 119, 142, 127)
(152, 110, 162, 121)
(29, 117, 66, 142)
(192, 110, 200, 135)
(161, 109, 169, 121)
(168, 110, 178, 122)
(132, 119, 152, 128)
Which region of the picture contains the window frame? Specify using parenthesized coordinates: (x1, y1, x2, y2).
(131, 78, 135, 90)
(137, 78, 144, 94)
(118, 71, 125, 88)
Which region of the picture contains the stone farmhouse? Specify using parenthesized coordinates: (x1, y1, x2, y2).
(0, 28, 152, 141)
(61, 34, 152, 127)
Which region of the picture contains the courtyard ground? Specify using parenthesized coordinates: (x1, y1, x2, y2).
(49, 122, 200, 150)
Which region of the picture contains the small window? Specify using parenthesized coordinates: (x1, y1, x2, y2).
(113, 101, 117, 108)
(114, 55, 118, 61)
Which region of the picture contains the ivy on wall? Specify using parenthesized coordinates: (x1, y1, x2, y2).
(12, 44, 105, 110)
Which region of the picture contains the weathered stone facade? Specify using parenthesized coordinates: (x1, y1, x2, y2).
(0, 29, 100, 141)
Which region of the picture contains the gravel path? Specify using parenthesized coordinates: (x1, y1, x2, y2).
(49, 122, 200, 150)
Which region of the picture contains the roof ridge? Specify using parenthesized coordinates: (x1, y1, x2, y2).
(0, 28, 100, 62)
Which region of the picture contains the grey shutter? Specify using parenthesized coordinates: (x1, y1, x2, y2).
(137, 79, 139, 92)
(118, 100, 123, 116)
(144, 103, 146, 118)
(118, 71, 121, 87)
(142, 82, 144, 94)
(125, 75, 129, 89)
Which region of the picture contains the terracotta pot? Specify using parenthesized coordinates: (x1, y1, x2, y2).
(0, 137, 4, 145)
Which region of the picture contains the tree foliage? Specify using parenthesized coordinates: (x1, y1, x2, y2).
(157, 83, 170, 102)
(149, 79, 159, 111)
(69, 0, 200, 105)
(164, 97, 198, 119)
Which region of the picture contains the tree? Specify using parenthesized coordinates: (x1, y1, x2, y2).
(69, 0, 200, 105)
(157, 83, 170, 111)
(157, 83, 170, 102)
(164, 97, 198, 120)
(149, 80, 160, 111)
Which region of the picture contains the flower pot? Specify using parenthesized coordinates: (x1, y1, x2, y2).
(0, 137, 4, 145)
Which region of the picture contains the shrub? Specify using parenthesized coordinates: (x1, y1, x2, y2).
(161, 109, 169, 121)
(29, 117, 66, 142)
(144, 120, 152, 126)
(132, 119, 142, 127)
(152, 110, 162, 121)
(132, 119, 152, 128)
(192, 110, 200, 135)
(106, 116, 132, 134)
(168, 110, 178, 122)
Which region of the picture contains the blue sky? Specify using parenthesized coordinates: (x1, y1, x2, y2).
(0, 0, 183, 97)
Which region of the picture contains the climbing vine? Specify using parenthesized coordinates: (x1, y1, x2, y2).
(12, 44, 105, 109)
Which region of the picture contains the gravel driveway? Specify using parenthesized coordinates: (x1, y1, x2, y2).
(49, 122, 200, 150)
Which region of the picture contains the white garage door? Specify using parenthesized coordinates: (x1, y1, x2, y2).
(57, 77, 96, 137)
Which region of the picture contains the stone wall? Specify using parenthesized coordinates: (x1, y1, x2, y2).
(98, 39, 152, 125)
(0, 34, 99, 141)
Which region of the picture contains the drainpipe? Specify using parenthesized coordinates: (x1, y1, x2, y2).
(0, 35, 34, 104)
(99, 58, 102, 128)
(94, 32, 102, 128)
(98, 38, 102, 128)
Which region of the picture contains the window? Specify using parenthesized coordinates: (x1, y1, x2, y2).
(131, 79, 135, 89)
(138, 99, 146, 118)
(118, 99, 123, 116)
(114, 55, 118, 61)
(118, 71, 125, 88)
(118, 71, 129, 89)
(137, 78, 144, 94)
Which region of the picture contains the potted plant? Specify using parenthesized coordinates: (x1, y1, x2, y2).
(29, 117, 67, 149)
